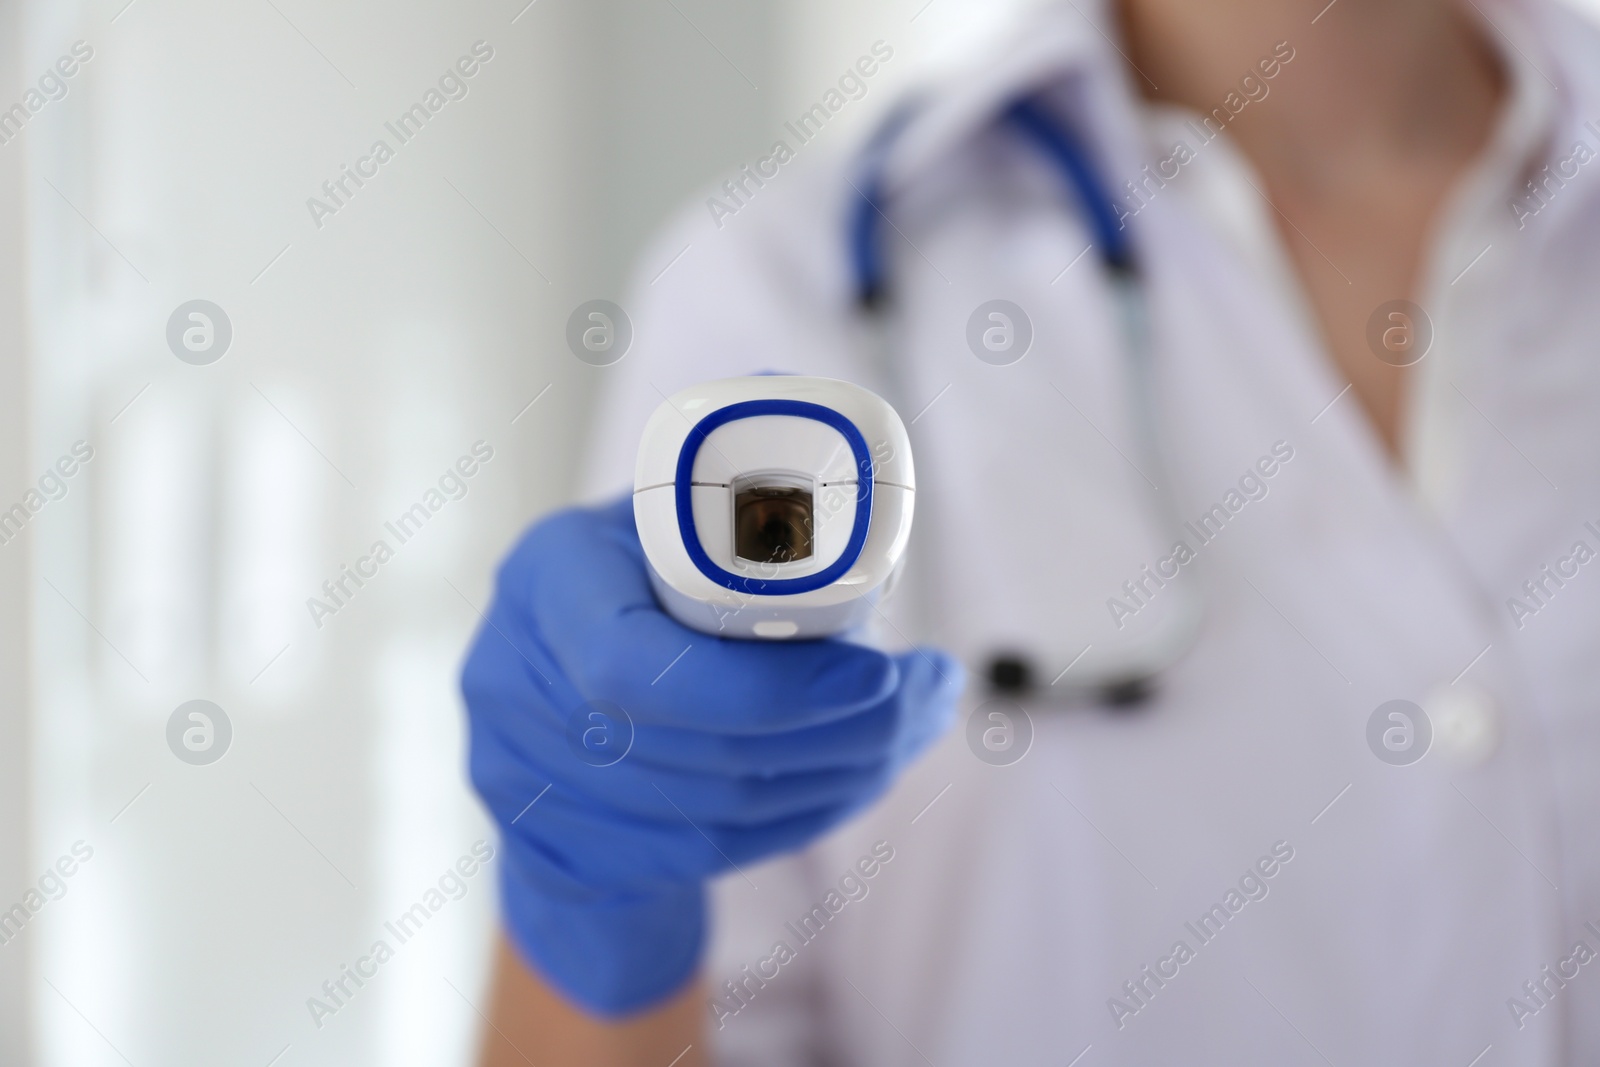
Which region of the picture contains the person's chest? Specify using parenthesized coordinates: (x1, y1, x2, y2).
(800, 102, 1600, 1064)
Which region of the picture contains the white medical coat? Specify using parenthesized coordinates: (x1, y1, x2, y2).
(582, 0, 1600, 1062)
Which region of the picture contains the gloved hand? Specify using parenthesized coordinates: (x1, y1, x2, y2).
(461, 497, 963, 1016)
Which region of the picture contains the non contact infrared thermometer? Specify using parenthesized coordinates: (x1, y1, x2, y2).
(633, 376, 914, 639)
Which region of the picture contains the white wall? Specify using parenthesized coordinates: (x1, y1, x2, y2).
(13, 0, 813, 1061)
(19, 1, 651, 1064)
(1, 0, 36, 1058)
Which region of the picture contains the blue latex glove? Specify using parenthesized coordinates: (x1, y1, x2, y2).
(461, 497, 962, 1016)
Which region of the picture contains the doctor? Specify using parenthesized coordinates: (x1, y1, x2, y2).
(463, 0, 1600, 1062)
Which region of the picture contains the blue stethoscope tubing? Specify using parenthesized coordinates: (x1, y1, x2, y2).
(847, 93, 1204, 704)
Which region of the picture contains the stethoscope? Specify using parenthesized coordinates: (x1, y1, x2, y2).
(847, 93, 1204, 708)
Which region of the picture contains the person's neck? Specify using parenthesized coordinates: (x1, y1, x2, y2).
(1115, 0, 1506, 191)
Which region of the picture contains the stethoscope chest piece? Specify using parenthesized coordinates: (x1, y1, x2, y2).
(856, 92, 1199, 713)
(983, 652, 1157, 711)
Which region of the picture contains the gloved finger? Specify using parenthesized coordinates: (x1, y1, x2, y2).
(469, 663, 904, 777)
(621, 703, 903, 775)
(511, 500, 900, 733)
(472, 710, 894, 827)
(500, 788, 879, 894)
(467, 604, 962, 792)
(884, 648, 965, 769)
(579, 618, 899, 736)
(569, 648, 960, 775)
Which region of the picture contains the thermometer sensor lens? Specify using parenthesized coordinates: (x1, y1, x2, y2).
(735, 486, 814, 563)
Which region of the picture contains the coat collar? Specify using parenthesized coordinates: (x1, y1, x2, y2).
(882, 0, 1143, 193)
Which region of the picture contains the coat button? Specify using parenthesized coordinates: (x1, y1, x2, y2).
(1424, 682, 1500, 767)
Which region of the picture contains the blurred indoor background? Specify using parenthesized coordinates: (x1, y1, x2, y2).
(0, 0, 1044, 1063)
(6, 0, 1600, 1064)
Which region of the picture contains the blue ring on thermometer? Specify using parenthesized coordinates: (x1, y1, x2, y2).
(675, 399, 874, 595)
